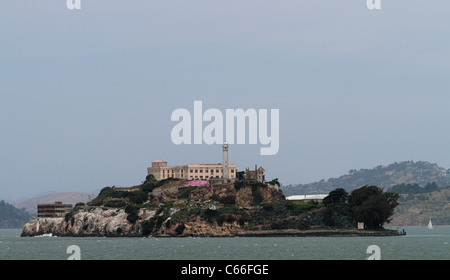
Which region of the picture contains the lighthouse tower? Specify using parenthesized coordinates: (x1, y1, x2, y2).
(222, 142, 229, 180)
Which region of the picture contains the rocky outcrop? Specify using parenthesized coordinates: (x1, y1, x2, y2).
(21, 206, 244, 237)
(21, 183, 286, 237)
(21, 208, 133, 237)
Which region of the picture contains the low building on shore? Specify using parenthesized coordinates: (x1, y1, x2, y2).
(286, 194, 328, 203)
(37, 201, 73, 218)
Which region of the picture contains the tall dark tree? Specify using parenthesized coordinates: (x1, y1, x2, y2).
(322, 188, 352, 227)
(348, 186, 399, 229)
(323, 188, 349, 206)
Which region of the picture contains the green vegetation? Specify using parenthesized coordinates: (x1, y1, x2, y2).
(81, 172, 403, 235)
(169, 200, 323, 231)
(266, 178, 280, 186)
(104, 199, 127, 208)
(251, 201, 322, 230)
(389, 182, 442, 194)
(219, 195, 236, 205)
(283, 161, 450, 196)
(322, 186, 399, 229)
(251, 185, 263, 205)
(125, 204, 139, 224)
(0, 200, 33, 229)
(88, 187, 146, 207)
(322, 188, 352, 228)
(177, 186, 198, 199)
(142, 175, 183, 194)
(175, 224, 186, 235)
(234, 179, 266, 190)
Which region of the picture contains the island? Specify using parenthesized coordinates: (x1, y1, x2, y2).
(21, 176, 402, 237)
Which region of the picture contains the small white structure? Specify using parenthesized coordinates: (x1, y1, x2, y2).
(286, 194, 328, 203)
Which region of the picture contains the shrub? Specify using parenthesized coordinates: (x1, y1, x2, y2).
(238, 214, 252, 226)
(155, 216, 166, 230)
(141, 220, 155, 235)
(126, 213, 139, 224)
(104, 199, 126, 208)
(219, 195, 236, 205)
(165, 219, 172, 228)
(129, 191, 148, 204)
(210, 194, 220, 201)
(161, 201, 175, 208)
(216, 215, 226, 226)
(89, 186, 142, 206)
(178, 186, 198, 199)
(175, 224, 186, 235)
(202, 209, 219, 223)
(125, 205, 140, 224)
(235, 179, 266, 190)
(125, 204, 138, 214)
(251, 186, 263, 205)
(267, 178, 280, 186)
(64, 212, 72, 223)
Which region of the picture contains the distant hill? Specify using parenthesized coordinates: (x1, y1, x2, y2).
(388, 187, 450, 226)
(0, 200, 34, 229)
(282, 161, 450, 196)
(13, 192, 97, 214)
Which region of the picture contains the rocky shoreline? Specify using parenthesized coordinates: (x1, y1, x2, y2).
(21, 207, 403, 238)
(21, 180, 405, 238)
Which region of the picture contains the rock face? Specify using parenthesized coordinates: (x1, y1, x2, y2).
(20, 206, 245, 237)
(21, 184, 287, 237)
(20, 182, 403, 237)
(22, 208, 132, 237)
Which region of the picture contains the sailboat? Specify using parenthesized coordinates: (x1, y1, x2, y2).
(427, 219, 434, 229)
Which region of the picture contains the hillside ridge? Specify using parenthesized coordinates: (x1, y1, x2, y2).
(282, 161, 450, 196)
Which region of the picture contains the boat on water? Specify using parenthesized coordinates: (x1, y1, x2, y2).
(427, 219, 434, 229)
(34, 233, 54, 237)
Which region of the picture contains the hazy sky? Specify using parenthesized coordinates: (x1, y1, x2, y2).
(1, 0, 450, 200)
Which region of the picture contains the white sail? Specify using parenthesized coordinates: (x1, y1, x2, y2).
(427, 219, 433, 229)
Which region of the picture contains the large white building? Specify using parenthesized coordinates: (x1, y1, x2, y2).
(147, 144, 236, 181)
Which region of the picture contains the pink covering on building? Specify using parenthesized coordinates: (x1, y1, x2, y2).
(183, 180, 209, 187)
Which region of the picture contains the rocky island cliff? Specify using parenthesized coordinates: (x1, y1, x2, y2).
(21, 176, 402, 237)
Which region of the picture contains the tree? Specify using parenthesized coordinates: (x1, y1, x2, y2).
(424, 182, 439, 193)
(0, 200, 33, 229)
(348, 186, 399, 229)
(323, 188, 348, 206)
(322, 188, 352, 227)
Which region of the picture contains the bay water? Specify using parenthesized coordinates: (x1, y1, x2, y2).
(0, 226, 448, 260)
